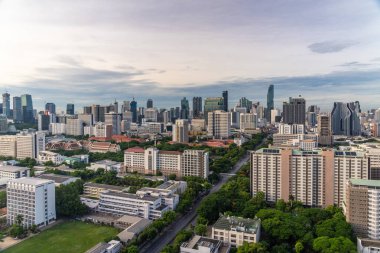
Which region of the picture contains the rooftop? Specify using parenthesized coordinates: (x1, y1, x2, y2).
(125, 147, 145, 153)
(37, 173, 80, 184)
(0, 165, 29, 173)
(92, 160, 121, 166)
(181, 236, 222, 253)
(213, 215, 260, 234)
(84, 182, 126, 191)
(9, 177, 54, 186)
(350, 179, 380, 188)
(101, 190, 160, 202)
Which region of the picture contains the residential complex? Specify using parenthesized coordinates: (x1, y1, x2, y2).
(7, 177, 56, 228)
(124, 147, 209, 178)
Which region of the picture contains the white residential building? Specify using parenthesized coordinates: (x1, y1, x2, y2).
(0, 135, 17, 157)
(49, 123, 66, 135)
(16, 131, 45, 159)
(212, 215, 261, 247)
(7, 178, 56, 228)
(66, 118, 84, 136)
(144, 108, 158, 122)
(173, 119, 189, 143)
(0, 166, 30, 179)
(207, 110, 231, 139)
(38, 151, 66, 165)
(239, 113, 257, 131)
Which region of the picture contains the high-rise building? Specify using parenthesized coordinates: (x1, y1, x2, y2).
(331, 102, 361, 136)
(251, 148, 368, 207)
(12, 97, 22, 122)
(239, 113, 257, 130)
(180, 97, 189, 119)
(7, 178, 56, 228)
(144, 108, 158, 122)
(21, 94, 34, 123)
(16, 131, 45, 159)
(318, 114, 332, 146)
(207, 110, 231, 139)
(78, 113, 94, 126)
(147, 99, 153, 109)
(105, 112, 121, 135)
(222, 90, 228, 112)
(266, 85, 274, 122)
(66, 104, 74, 115)
(2, 92, 10, 118)
(130, 100, 137, 123)
(38, 112, 56, 131)
(91, 104, 106, 123)
(204, 97, 224, 122)
(0, 115, 7, 133)
(345, 179, 380, 240)
(121, 101, 131, 112)
(172, 119, 189, 143)
(270, 109, 281, 124)
(239, 97, 252, 112)
(65, 118, 84, 136)
(45, 103, 56, 114)
(282, 96, 306, 125)
(192, 97, 202, 119)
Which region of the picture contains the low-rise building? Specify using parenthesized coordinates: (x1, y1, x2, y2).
(115, 215, 152, 243)
(136, 187, 179, 210)
(0, 165, 30, 179)
(83, 183, 127, 199)
(38, 151, 66, 165)
(211, 215, 261, 247)
(85, 240, 122, 253)
(357, 238, 380, 253)
(37, 173, 80, 186)
(89, 160, 123, 173)
(88, 142, 120, 153)
(7, 177, 56, 228)
(180, 235, 231, 253)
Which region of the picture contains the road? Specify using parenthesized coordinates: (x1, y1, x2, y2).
(140, 138, 266, 253)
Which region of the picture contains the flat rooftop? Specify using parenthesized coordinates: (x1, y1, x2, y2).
(9, 177, 54, 186)
(213, 215, 260, 234)
(101, 190, 160, 202)
(182, 236, 222, 252)
(350, 179, 380, 188)
(0, 165, 29, 173)
(84, 182, 126, 192)
(37, 173, 80, 184)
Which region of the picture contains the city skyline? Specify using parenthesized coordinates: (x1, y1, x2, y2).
(0, 0, 380, 110)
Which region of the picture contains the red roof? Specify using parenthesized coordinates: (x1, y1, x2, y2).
(125, 147, 145, 153)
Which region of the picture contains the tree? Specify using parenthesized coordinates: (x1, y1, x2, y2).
(0, 191, 6, 208)
(316, 212, 352, 238)
(237, 242, 269, 253)
(168, 174, 177, 180)
(56, 182, 88, 217)
(295, 241, 304, 253)
(194, 224, 207, 236)
(313, 236, 356, 253)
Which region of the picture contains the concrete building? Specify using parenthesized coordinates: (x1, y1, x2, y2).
(37, 173, 80, 186)
(251, 148, 368, 207)
(16, 131, 45, 159)
(0, 166, 30, 179)
(278, 123, 304, 134)
(192, 97, 202, 119)
(212, 215, 261, 247)
(282, 96, 306, 125)
(86, 240, 122, 253)
(144, 108, 158, 122)
(318, 114, 333, 146)
(357, 238, 380, 253)
(331, 102, 361, 136)
(181, 236, 230, 253)
(239, 113, 257, 131)
(83, 183, 127, 199)
(50, 123, 66, 135)
(0, 115, 7, 133)
(125, 147, 209, 179)
(66, 118, 84, 136)
(38, 151, 65, 165)
(0, 135, 17, 157)
(207, 110, 231, 139)
(89, 160, 123, 172)
(204, 97, 224, 122)
(105, 112, 121, 135)
(173, 119, 189, 143)
(85, 122, 113, 138)
(191, 119, 206, 132)
(136, 187, 179, 210)
(7, 178, 56, 228)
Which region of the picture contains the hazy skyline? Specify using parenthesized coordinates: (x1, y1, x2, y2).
(0, 0, 380, 111)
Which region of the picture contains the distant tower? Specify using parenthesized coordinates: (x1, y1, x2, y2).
(2, 92, 10, 118)
(45, 103, 56, 114)
(266, 85, 274, 122)
(192, 97, 202, 118)
(130, 99, 137, 123)
(222, 90, 228, 112)
(180, 97, 189, 119)
(282, 96, 306, 125)
(66, 104, 75, 115)
(147, 99, 153, 109)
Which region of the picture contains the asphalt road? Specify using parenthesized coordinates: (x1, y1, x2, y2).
(140, 138, 266, 253)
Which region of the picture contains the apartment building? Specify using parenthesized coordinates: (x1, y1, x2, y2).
(16, 131, 45, 159)
(239, 113, 257, 131)
(0, 166, 30, 179)
(251, 148, 367, 207)
(211, 215, 261, 247)
(49, 123, 66, 135)
(345, 179, 380, 240)
(66, 118, 84, 136)
(124, 147, 209, 179)
(173, 119, 189, 143)
(38, 151, 66, 165)
(98, 190, 170, 220)
(7, 178, 56, 228)
(0, 135, 17, 157)
(207, 110, 231, 139)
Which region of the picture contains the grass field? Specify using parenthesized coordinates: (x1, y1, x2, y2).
(3, 221, 119, 253)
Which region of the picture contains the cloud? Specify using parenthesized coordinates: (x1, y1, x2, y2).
(308, 41, 357, 54)
(337, 61, 373, 68)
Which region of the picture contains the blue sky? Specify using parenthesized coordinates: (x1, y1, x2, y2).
(0, 0, 379, 112)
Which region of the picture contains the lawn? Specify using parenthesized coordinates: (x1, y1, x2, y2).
(3, 221, 119, 253)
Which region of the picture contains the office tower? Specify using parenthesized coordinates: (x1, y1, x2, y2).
(331, 102, 361, 136)
(0, 115, 7, 133)
(38, 112, 53, 131)
(231, 107, 246, 129)
(239, 97, 253, 112)
(121, 101, 131, 112)
(0, 103, 2, 114)
(2, 92, 10, 118)
(66, 104, 74, 115)
(91, 104, 106, 123)
(318, 114, 333, 146)
(282, 96, 306, 124)
(16, 131, 45, 159)
(147, 99, 153, 109)
(21, 94, 34, 123)
(7, 178, 56, 228)
(172, 119, 189, 143)
(192, 97, 202, 118)
(83, 106, 92, 115)
(45, 103, 56, 114)
(12, 97, 22, 122)
(130, 100, 137, 123)
(105, 112, 121, 135)
(266, 85, 274, 122)
(180, 97, 189, 119)
(345, 179, 380, 239)
(66, 118, 84, 136)
(251, 148, 368, 207)
(222, 90, 228, 112)
(270, 109, 280, 124)
(145, 108, 158, 122)
(239, 113, 257, 130)
(113, 100, 119, 113)
(78, 113, 94, 126)
(207, 110, 231, 139)
(204, 97, 224, 122)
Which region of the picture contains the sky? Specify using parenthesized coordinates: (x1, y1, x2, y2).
(0, 0, 380, 112)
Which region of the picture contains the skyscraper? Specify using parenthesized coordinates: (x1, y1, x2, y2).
(172, 119, 189, 143)
(105, 112, 121, 135)
(222, 90, 228, 112)
(21, 94, 34, 123)
(130, 99, 137, 123)
(180, 97, 189, 119)
(12, 96, 22, 122)
(239, 97, 252, 112)
(45, 103, 56, 114)
(318, 114, 332, 146)
(266, 85, 274, 122)
(2, 92, 10, 118)
(204, 97, 224, 122)
(282, 96, 306, 125)
(66, 104, 74, 115)
(207, 110, 231, 139)
(192, 97, 202, 118)
(331, 102, 361, 136)
(147, 99, 153, 109)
